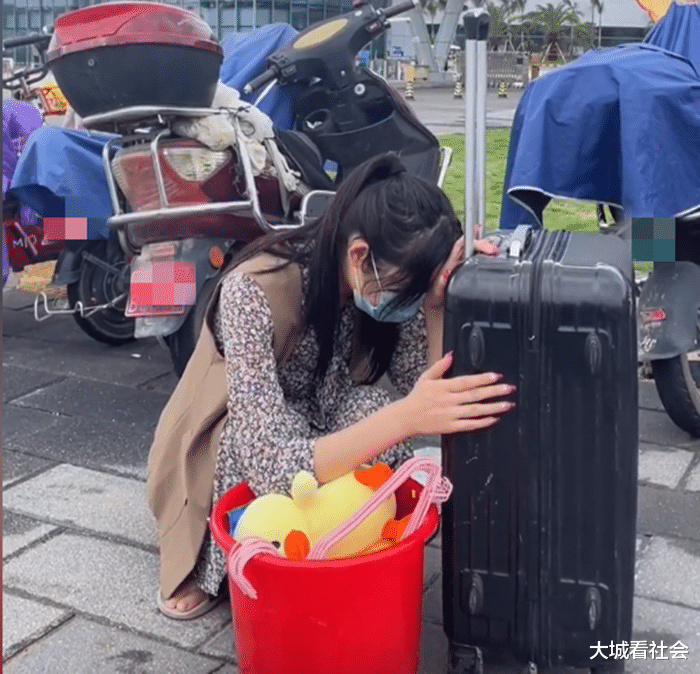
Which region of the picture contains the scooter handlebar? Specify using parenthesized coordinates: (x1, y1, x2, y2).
(382, 0, 419, 19)
(243, 67, 277, 95)
(3, 33, 51, 50)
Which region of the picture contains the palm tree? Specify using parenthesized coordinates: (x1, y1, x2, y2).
(510, 0, 528, 51)
(525, 2, 582, 62)
(485, 0, 515, 50)
(590, 0, 603, 47)
(574, 20, 596, 53)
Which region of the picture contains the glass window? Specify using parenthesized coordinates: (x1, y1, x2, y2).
(239, 1, 253, 27)
(308, 5, 324, 24)
(273, 7, 289, 22)
(16, 9, 28, 28)
(4, 6, 15, 30)
(256, 0, 271, 26)
(290, 0, 306, 29)
(29, 9, 42, 27)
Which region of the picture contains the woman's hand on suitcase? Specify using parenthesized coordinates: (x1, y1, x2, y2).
(402, 352, 516, 435)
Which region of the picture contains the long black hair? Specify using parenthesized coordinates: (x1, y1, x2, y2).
(224, 152, 463, 385)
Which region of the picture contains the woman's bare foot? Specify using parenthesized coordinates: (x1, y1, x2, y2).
(163, 581, 208, 613)
(157, 574, 226, 620)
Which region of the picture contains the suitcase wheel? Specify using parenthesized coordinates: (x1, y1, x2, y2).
(448, 645, 483, 674)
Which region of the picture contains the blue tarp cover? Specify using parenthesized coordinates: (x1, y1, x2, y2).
(8, 24, 300, 238)
(220, 23, 301, 130)
(644, 2, 700, 73)
(499, 4, 700, 228)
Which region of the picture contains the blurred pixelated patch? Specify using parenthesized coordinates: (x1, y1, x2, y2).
(632, 218, 675, 262)
(130, 258, 196, 306)
(43, 217, 88, 240)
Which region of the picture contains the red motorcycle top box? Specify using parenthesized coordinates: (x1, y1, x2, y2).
(46, 2, 223, 118)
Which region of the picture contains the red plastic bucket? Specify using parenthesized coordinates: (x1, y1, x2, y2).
(211, 479, 439, 674)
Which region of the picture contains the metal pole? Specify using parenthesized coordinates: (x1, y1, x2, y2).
(464, 28, 477, 244)
(476, 30, 487, 229)
(463, 8, 490, 258)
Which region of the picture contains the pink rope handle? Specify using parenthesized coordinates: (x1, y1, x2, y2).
(308, 457, 453, 560)
(228, 538, 281, 599)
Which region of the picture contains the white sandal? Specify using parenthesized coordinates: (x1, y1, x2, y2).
(157, 580, 226, 620)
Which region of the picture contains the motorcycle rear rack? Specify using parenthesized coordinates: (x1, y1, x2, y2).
(33, 290, 128, 322)
(83, 105, 300, 256)
(81, 105, 233, 132)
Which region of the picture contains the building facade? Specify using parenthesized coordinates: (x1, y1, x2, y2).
(3, 0, 359, 54)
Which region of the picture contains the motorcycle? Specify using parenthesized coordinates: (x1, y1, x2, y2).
(36, 0, 450, 376)
(496, 2, 700, 438)
(3, 34, 62, 291)
(636, 212, 700, 438)
(3, 30, 136, 345)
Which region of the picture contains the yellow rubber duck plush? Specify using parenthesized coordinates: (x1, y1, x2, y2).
(233, 463, 412, 560)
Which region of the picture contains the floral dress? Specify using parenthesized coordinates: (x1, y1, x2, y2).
(194, 263, 429, 596)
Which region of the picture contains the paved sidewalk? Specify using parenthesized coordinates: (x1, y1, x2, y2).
(3, 287, 700, 673)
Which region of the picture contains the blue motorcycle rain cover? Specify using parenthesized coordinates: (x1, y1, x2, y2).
(499, 7, 700, 228)
(220, 22, 301, 130)
(8, 24, 300, 238)
(644, 2, 700, 73)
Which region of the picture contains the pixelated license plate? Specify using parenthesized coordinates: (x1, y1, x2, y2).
(125, 256, 196, 318)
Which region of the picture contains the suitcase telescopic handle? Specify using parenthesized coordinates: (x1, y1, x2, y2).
(463, 9, 490, 261)
(507, 224, 533, 260)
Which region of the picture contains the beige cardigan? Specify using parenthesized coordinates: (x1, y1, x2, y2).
(147, 253, 305, 599)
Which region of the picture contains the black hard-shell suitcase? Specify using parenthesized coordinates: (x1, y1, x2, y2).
(442, 10, 638, 674)
(442, 225, 638, 674)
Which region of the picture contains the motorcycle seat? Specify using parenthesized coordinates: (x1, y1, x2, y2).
(273, 128, 336, 192)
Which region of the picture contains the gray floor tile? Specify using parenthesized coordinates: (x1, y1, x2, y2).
(2, 334, 172, 388)
(2, 308, 85, 341)
(420, 622, 448, 674)
(2, 450, 57, 487)
(3, 617, 226, 674)
(2, 593, 71, 660)
(639, 409, 700, 449)
(2, 511, 58, 558)
(629, 596, 700, 674)
(2, 366, 65, 403)
(637, 485, 700, 542)
(199, 623, 236, 661)
(3, 464, 157, 547)
(423, 581, 442, 626)
(638, 380, 665, 413)
(635, 536, 700, 609)
(4, 416, 154, 480)
(2, 404, 61, 442)
(2, 290, 38, 310)
(638, 445, 695, 489)
(2, 533, 232, 649)
(10, 377, 170, 427)
(424, 543, 441, 589)
(686, 461, 700, 492)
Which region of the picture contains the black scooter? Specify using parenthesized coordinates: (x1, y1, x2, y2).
(637, 211, 700, 438)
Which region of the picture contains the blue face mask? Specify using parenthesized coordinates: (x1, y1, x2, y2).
(353, 253, 424, 323)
